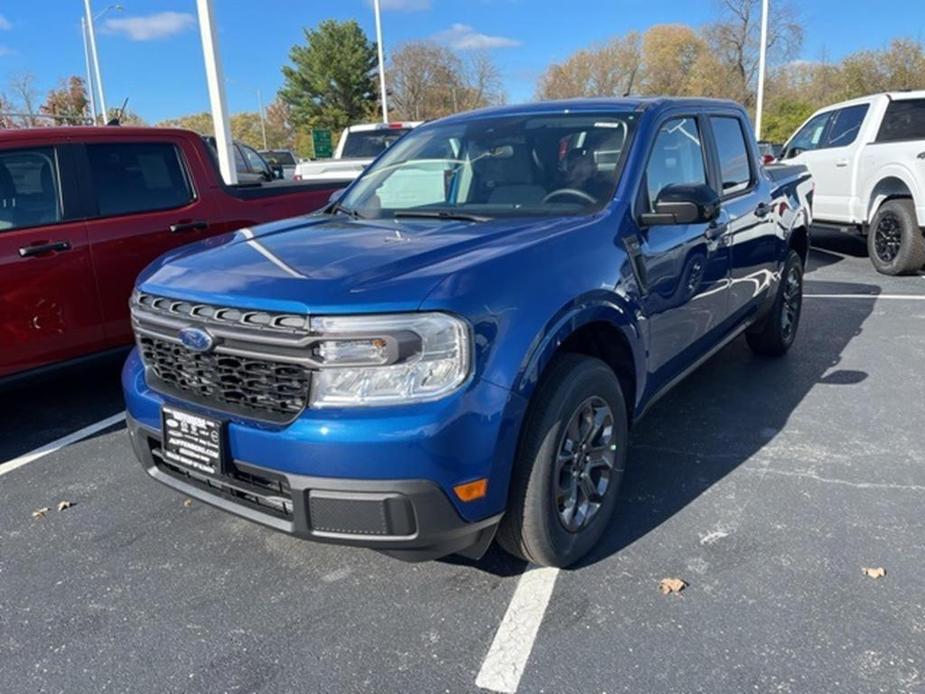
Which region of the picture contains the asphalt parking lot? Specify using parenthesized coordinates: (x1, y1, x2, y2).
(2, 228, 924, 694)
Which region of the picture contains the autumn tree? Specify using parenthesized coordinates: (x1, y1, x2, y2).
(157, 112, 214, 134)
(536, 33, 642, 100)
(41, 76, 90, 125)
(279, 20, 378, 132)
(264, 99, 294, 150)
(387, 41, 504, 120)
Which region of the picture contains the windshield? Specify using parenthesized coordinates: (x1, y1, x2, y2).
(342, 129, 414, 158)
(263, 150, 296, 165)
(339, 112, 637, 219)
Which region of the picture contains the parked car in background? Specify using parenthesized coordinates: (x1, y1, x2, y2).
(293, 121, 422, 182)
(260, 149, 299, 180)
(123, 98, 812, 567)
(0, 127, 350, 383)
(757, 140, 783, 164)
(203, 136, 277, 184)
(782, 91, 925, 274)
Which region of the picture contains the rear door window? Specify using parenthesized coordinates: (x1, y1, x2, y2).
(86, 142, 194, 217)
(0, 147, 63, 231)
(825, 104, 870, 148)
(876, 99, 925, 142)
(710, 116, 753, 196)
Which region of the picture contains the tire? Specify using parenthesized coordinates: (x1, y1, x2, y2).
(497, 354, 629, 568)
(746, 249, 803, 357)
(867, 199, 925, 275)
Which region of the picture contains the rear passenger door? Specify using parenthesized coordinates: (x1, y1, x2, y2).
(0, 142, 104, 378)
(634, 115, 731, 392)
(80, 136, 219, 347)
(706, 114, 778, 321)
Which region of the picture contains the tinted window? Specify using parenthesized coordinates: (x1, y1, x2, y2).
(342, 128, 413, 158)
(711, 116, 753, 195)
(788, 112, 832, 154)
(233, 145, 246, 173)
(876, 99, 925, 142)
(87, 143, 193, 217)
(241, 145, 268, 174)
(262, 150, 296, 166)
(825, 104, 869, 147)
(643, 117, 708, 212)
(0, 147, 63, 231)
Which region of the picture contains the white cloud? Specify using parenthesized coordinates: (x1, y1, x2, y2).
(102, 11, 195, 41)
(432, 23, 521, 50)
(371, 0, 431, 9)
(0, 15, 12, 31)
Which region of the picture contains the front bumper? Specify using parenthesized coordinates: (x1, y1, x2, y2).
(122, 349, 523, 561)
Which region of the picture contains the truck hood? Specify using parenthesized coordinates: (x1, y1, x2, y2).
(137, 213, 592, 314)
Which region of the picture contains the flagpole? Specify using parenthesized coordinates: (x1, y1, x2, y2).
(755, 0, 769, 139)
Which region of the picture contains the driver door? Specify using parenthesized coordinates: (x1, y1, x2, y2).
(632, 115, 731, 396)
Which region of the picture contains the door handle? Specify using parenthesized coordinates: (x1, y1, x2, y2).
(18, 240, 72, 258)
(755, 202, 772, 219)
(169, 220, 208, 233)
(835, 159, 849, 167)
(704, 222, 727, 241)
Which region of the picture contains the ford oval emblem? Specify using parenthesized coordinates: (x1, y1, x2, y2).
(179, 327, 215, 353)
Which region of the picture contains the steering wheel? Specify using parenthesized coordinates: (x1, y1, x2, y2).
(542, 188, 597, 205)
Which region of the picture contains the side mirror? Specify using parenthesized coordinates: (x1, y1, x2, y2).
(639, 183, 720, 227)
(786, 146, 805, 160)
(328, 188, 347, 205)
(270, 163, 284, 179)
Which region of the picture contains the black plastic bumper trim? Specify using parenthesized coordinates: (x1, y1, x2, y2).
(126, 414, 501, 562)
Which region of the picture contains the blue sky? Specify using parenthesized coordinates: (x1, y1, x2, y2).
(0, 0, 922, 123)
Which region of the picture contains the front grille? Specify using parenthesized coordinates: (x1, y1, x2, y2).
(139, 335, 311, 421)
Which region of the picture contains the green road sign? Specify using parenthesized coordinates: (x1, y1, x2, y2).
(311, 129, 334, 159)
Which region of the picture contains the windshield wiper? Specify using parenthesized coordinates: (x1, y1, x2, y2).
(393, 210, 491, 223)
(328, 203, 365, 220)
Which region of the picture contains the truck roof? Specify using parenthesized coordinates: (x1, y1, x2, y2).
(0, 126, 199, 142)
(434, 96, 746, 125)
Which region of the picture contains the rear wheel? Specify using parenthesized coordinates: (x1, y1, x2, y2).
(867, 199, 925, 275)
(498, 354, 628, 568)
(746, 249, 803, 357)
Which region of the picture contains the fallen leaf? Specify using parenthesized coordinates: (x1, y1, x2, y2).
(57, 500, 73, 512)
(659, 577, 688, 595)
(183, 499, 193, 508)
(32, 507, 49, 519)
(862, 567, 886, 579)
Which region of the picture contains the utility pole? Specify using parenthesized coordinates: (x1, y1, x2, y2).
(83, 0, 107, 124)
(754, 0, 769, 139)
(373, 0, 389, 123)
(196, 0, 238, 184)
(81, 17, 97, 123)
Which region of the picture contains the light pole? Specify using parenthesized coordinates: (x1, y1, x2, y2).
(80, 18, 97, 123)
(82, 2, 122, 125)
(373, 0, 388, 123)
(755, 0, 769, 139)
(196, 0, 237, 184)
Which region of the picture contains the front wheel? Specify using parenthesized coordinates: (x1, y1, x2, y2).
(497, 354, 628, 568)
(746, 249, 803, 357)
(867, 199, 925, 275)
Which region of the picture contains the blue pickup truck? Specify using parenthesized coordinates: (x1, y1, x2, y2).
(123, 98, 813, 567)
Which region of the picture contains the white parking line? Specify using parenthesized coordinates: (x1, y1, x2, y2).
(475, 565, 559, 693)
(0, 412, 126, 478)
(805, 293, 925, 300)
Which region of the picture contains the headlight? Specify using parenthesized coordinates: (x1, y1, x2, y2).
(308, 313, 471, 407)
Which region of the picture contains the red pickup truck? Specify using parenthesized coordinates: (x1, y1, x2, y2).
(0, 127, 346, 382)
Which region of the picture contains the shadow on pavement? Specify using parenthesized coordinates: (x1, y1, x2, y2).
(575, 276, 880, 569)
(0, 352, 127, 462)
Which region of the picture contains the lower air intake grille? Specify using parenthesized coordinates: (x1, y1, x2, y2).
(139, 336, 311, 421)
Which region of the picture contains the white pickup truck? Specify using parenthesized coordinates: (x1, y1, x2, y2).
(782, 91, 925, 274)
(294, 121, 422, 183)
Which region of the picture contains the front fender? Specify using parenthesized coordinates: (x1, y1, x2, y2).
(511, 292, 644, 405)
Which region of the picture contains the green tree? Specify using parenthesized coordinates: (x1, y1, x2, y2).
(279, 19, 378, 132)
